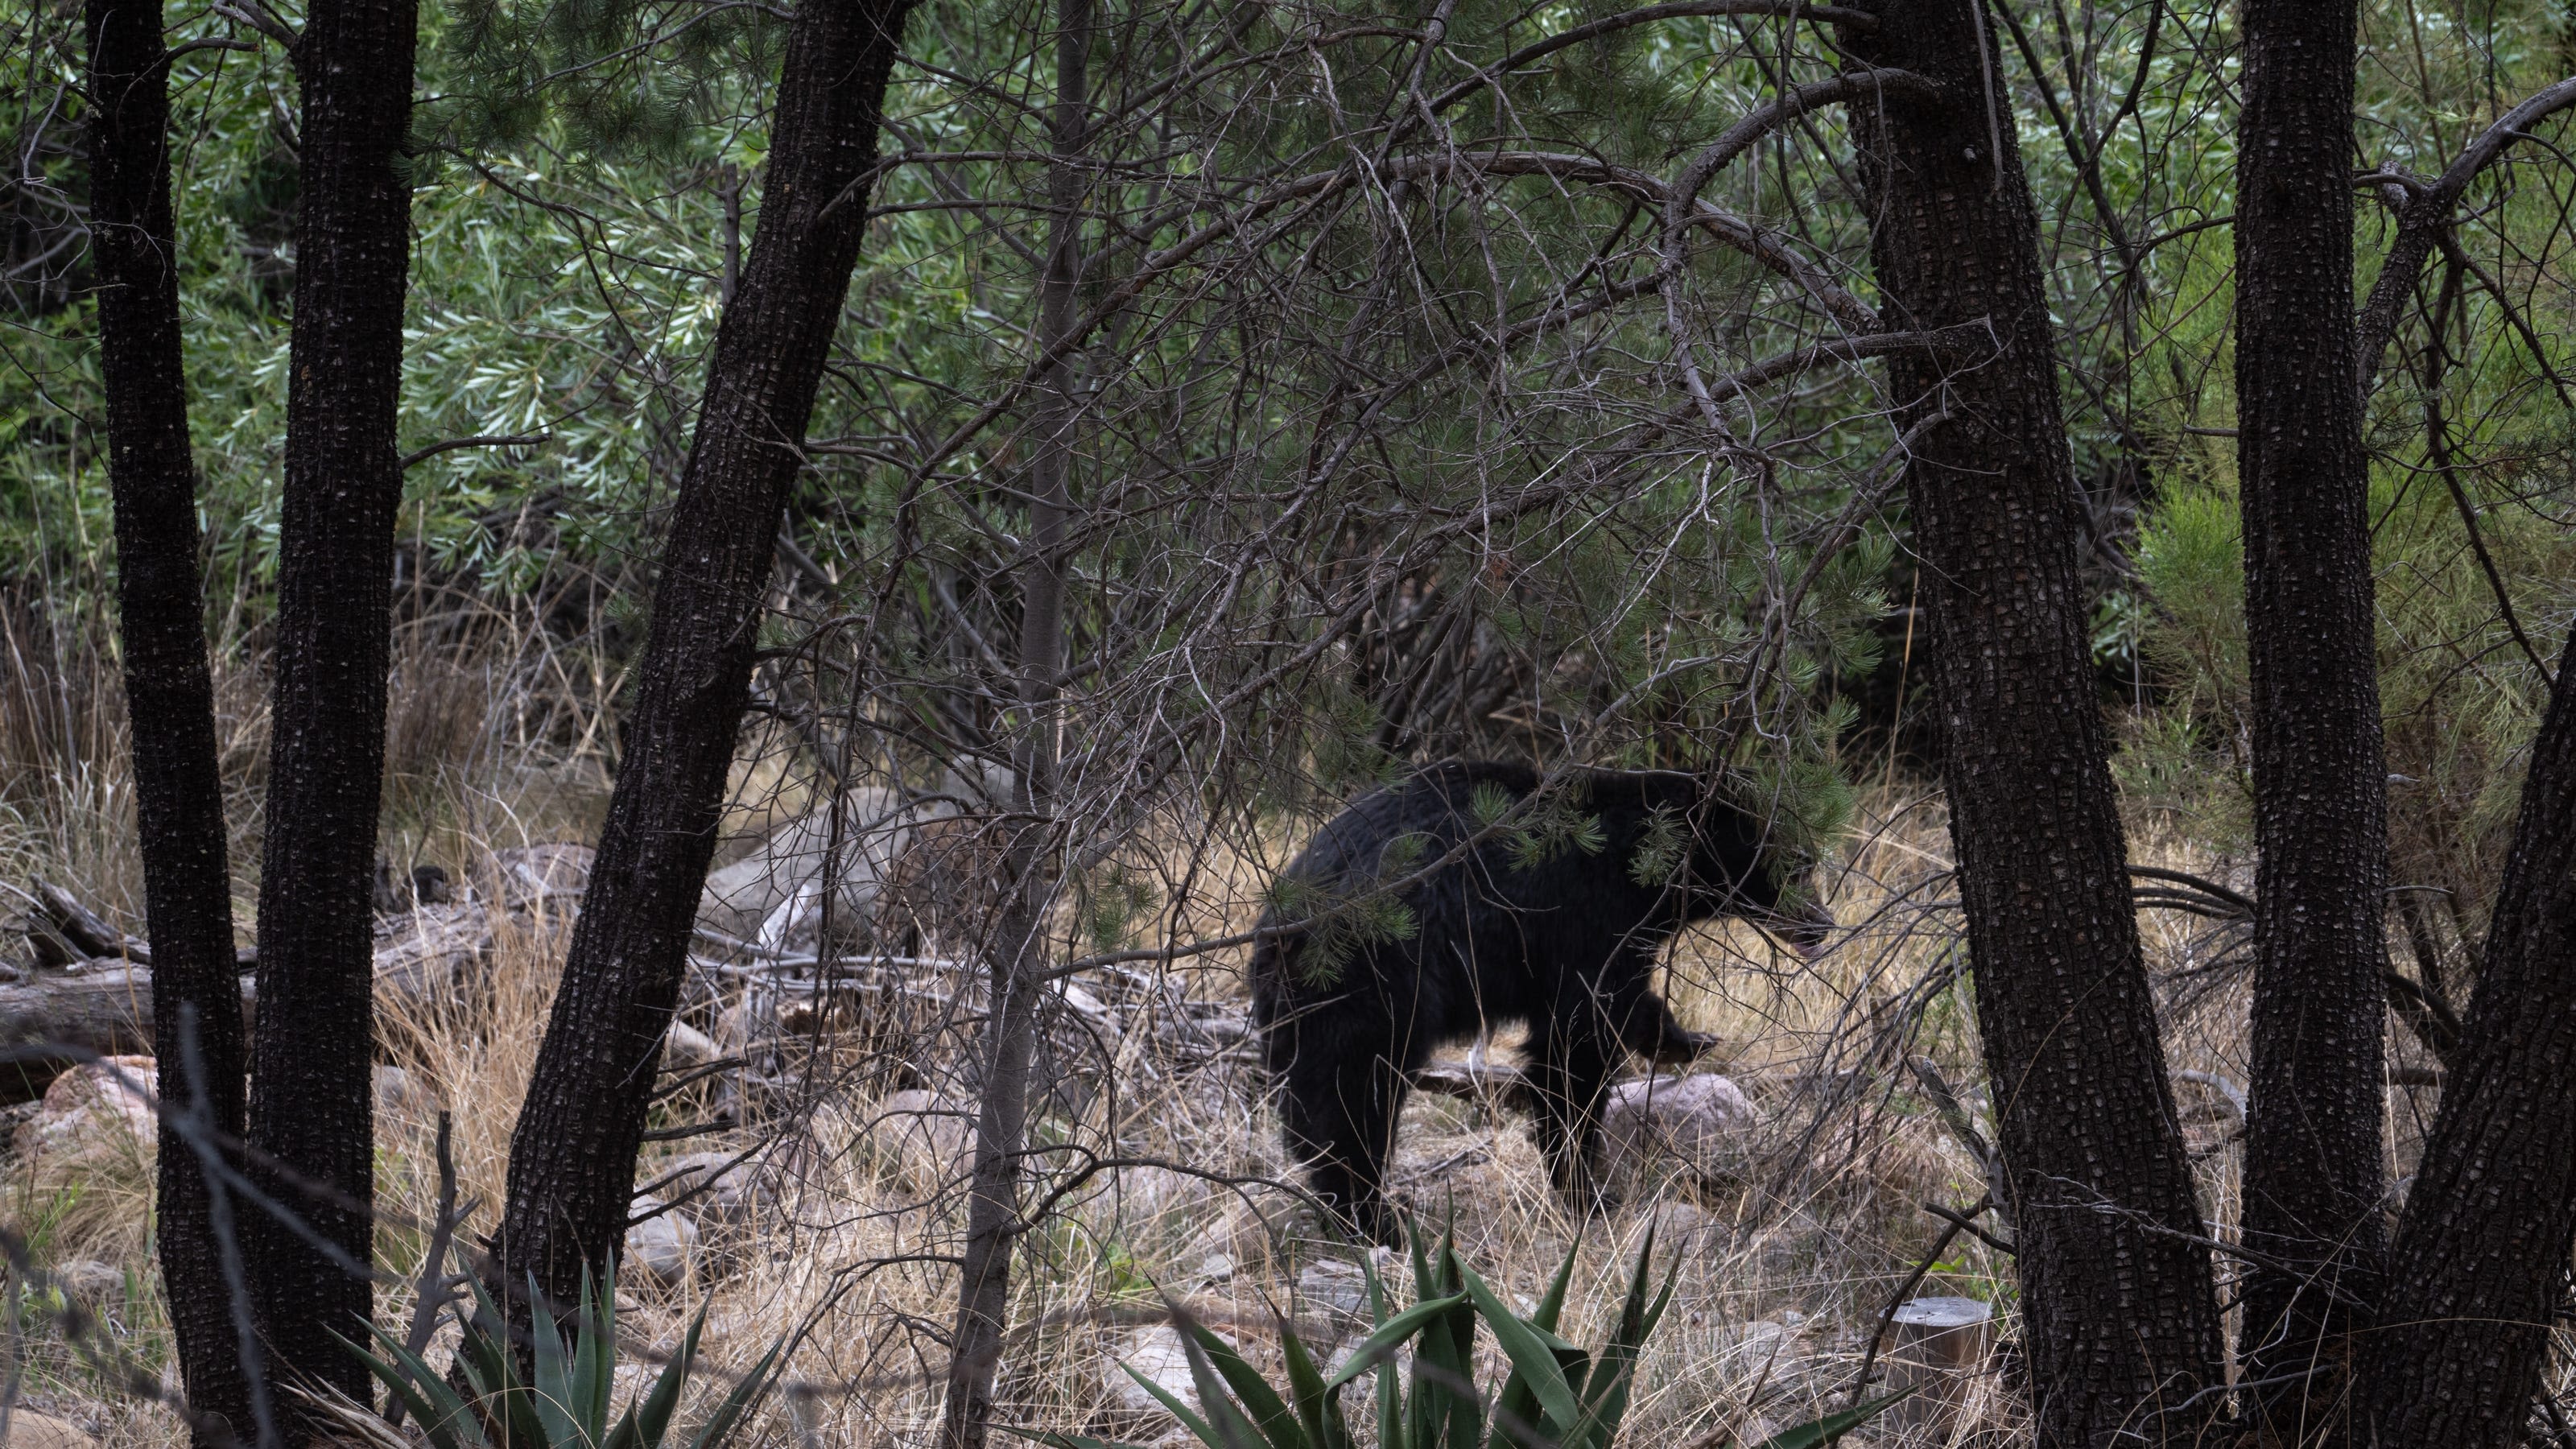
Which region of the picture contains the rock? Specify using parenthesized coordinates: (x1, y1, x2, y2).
(0, 1410, 95, 1449)
(1727, 1318, 1801, 1370)
(373, 1064, 438, 1118)
(654, 1150, 771, 1228)
(1296, 1256, 1377, 1325)
(1600, 1073, 1759, 1187)
(18, 1057, 156, 1158)
(1639, 1199, 1714, 1253)
(697, 790, 916, 950)
(868, 1091, 976, 1193)
(1106, 1323, 1227, 1418)
(624, 1207, 698, 1286)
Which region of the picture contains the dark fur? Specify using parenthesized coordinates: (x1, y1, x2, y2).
(1250, 761, 1819, 1240)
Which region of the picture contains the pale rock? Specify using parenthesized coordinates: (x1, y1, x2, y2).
(1296, 1255, 1381, 1325)
(624, 1206, 698, 1286)
(1640, 1199, 1714, 1253)
(696, 790, 917, 950)
(0, 1411, 94, 1449)
(1600, 1073, 1759, 1188)
(654, 1150, 771, 1228)
(373, 1064, 438, 1118)
(19, 1057, 157, 1158)
(1106, 1323, 1228, 1418)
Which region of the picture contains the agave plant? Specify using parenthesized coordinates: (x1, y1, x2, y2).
(338, 1274, 781, 1449)
(1027, 1221, 1903, 1449)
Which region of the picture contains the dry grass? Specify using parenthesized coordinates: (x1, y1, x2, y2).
(0, 611, 2351, 1449)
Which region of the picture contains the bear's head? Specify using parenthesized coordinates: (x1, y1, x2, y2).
(1622, 770, 1833, 957)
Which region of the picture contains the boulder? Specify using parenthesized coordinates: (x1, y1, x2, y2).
(478, 843, 595, 910)
(697, 790, 918, 951)
(653, 1150, 774, 1230)
(18, 1057, 157, 1158)
(1600, 1073, 1759, 1188)
(624, 1207, 699, 1287)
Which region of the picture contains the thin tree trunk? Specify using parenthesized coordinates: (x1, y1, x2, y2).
(1837, 3, 2224, 1443)
(935, 5, 1088, 1443)
(244, 0, 416, 1422)
(2359, 643, 2576, 1446)
(84, 0, 255, 1437)
(2231, 1, 2388, 1434)
(495, 0, 915, 1313)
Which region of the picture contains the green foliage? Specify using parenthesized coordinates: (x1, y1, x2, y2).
(1018, 1222, 1904, 1449)
(1625, 806, 1687, 889)
(342, 1274, 780, 1449)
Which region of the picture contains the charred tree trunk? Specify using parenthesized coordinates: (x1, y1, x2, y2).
(495, 0, 915, 1312)
(245, 0, 417, 1420)
(2231, 2, 2388, 1432)
(1838, 3, 2225, 1443)
(2361, 633, 2576, 1446)
(935, 0, 1088, 1443)
(83, 0, 255, 1437)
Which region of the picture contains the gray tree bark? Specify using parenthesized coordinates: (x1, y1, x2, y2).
(935, 2, 1088, 1443)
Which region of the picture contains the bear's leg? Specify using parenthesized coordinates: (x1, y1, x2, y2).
(1616, 988, 1718, 1066)
(1522, 1026, 1619, 1209)
(1276, 1023, 1408, 1243)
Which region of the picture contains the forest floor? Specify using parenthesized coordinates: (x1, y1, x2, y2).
(0, 630, 2360, 1449)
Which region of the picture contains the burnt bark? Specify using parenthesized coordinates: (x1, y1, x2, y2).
(2361, 630, 2576, 1447)
(494, 0, 915, 1313)
(1838, 3, 2224, 1443)
(2231, 1, 2388, 1433)
(84, 0, 255, 1436)
(934, 0, 1087, 1441)
(245, 0, 417, 1421)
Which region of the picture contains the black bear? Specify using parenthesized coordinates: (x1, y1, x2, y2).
(1250, 760, 1828, 1240)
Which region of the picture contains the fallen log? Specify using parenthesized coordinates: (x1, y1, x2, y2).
(0, 845, 594, 1102)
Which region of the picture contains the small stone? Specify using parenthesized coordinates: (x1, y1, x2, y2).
(1197, 1253, 1236, 1285)
(0, 1411, 95, 1449)
(623, 1208, 698, 1286)
(374, 1064, 438, 1118)
(19, 1059, 157, 1158)
(1640, 1199, 1713, 1252)
(654, 1150, 772, 1228)
(1297, 1257, 1374, 1323)
(1107, 1323, 1226, 1418)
